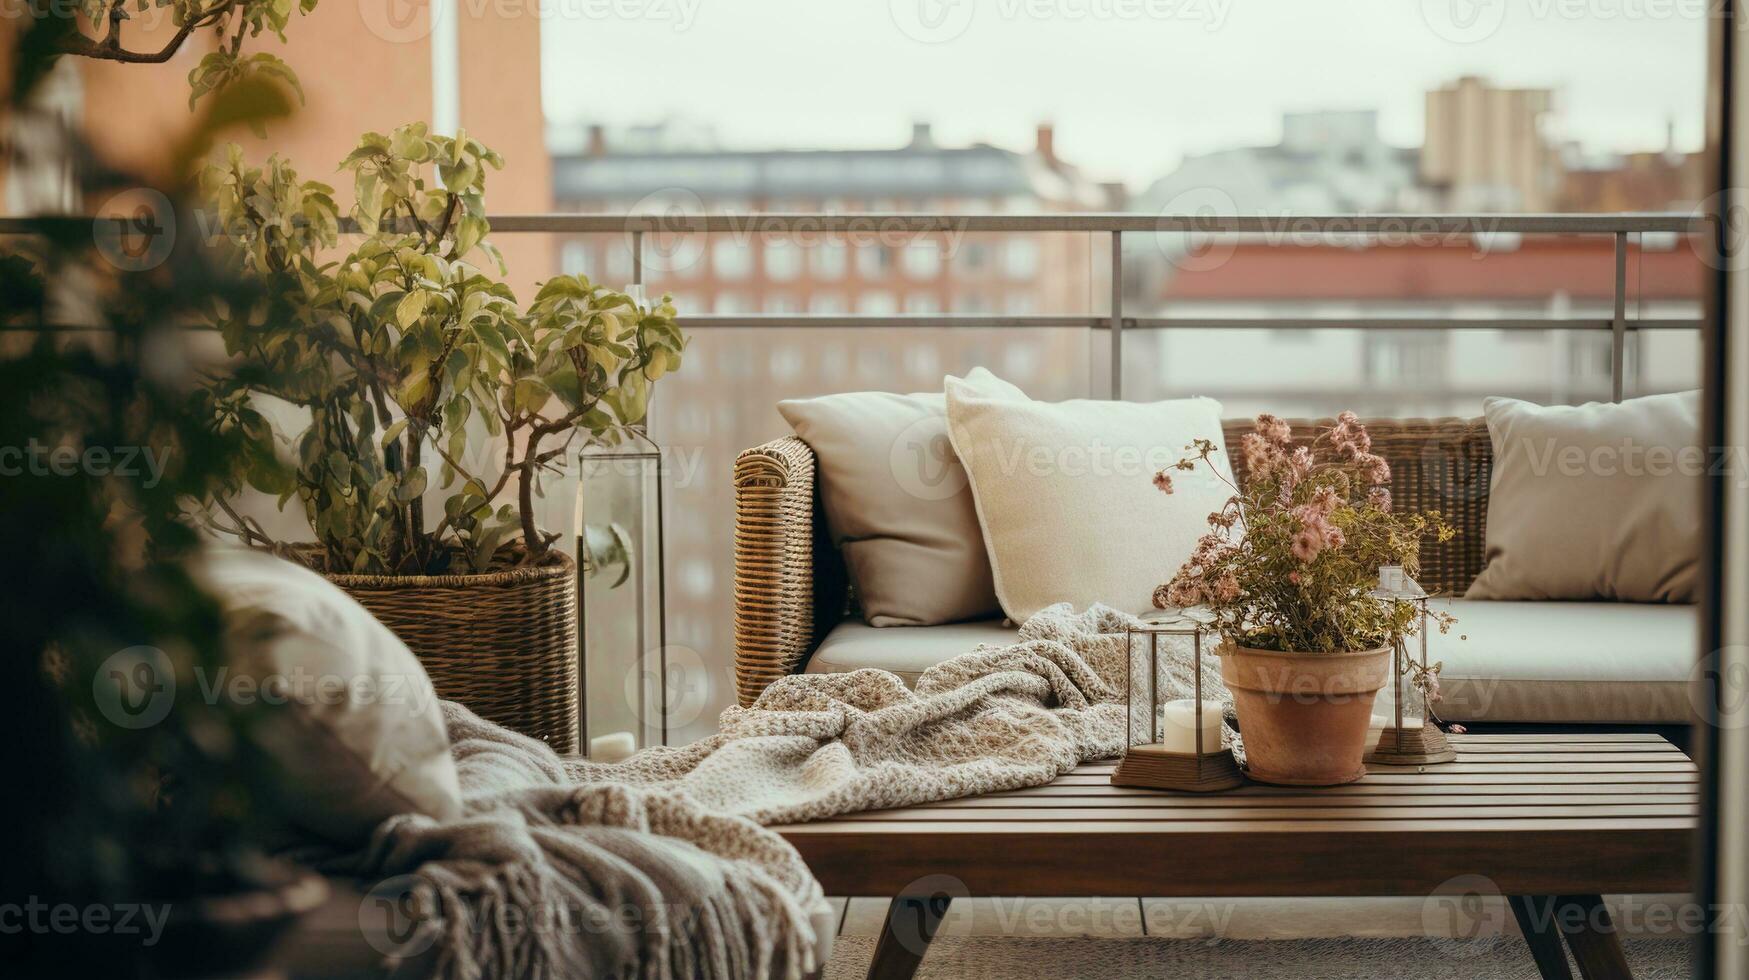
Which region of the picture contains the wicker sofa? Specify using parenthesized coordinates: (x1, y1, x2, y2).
(731, 417, 1697, 727)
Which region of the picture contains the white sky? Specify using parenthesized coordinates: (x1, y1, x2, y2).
(541, 0, 1708, 189)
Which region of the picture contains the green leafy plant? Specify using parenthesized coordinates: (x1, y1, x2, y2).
(198, 123, 687, 575)
(1153, 413, 1456, 653)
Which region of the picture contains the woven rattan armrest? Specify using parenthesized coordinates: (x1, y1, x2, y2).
(732, 436, 845, 705)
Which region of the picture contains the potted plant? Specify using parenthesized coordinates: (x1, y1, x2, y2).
(196, 124, 686, 752)
(1153, 412, 1455, 785)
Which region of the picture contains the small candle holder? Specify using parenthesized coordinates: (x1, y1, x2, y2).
(1367, 567, 1456, 766)
(1110, 618, 1245, 792)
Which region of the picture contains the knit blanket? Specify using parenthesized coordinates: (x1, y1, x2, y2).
(344, 603, 1228, 979)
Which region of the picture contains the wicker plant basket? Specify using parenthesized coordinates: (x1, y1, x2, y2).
(295, 546, 579, 753)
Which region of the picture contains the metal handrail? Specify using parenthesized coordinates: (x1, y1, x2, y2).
(1, 211, 1706, 400)
(446, 212, 1702, 235)
(0, 211, 1702, 235)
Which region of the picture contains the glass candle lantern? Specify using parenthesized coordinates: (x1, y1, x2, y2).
(1367, 567, 1456, 766)
(574, 428, 667, 757)
(1111, 617, 1245, 792)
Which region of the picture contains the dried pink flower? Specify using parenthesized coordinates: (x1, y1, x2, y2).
(1152, 470, 1174, 494)
(1291, 528, 1323, 562)
(1289, 446, 1314, 480)
(1323, 525, 1345, 549)
(1355, 453, 1391, 485)
(1165, 578, 1203, 607)
(1213, 571, 1241, 602)
(1367, 486, 1392, 512)
(1255, 413, 1292, 447)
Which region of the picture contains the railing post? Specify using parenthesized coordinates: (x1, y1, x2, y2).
(1612, 231, 1628, 402)
(1110, 231, 1123, 400)
(632, 229, 644, 287)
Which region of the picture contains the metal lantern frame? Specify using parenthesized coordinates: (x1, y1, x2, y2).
(1367, 573, 1456, 766)
(1110, 616, 1245, 792)
(575, 426, 669, 752)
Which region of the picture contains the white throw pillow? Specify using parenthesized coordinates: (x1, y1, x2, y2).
(1467, 391, 1702, 603)
(945, 375, 1235, 622)
(194, 547, 462, 844)
(777, 367, 1024, 626)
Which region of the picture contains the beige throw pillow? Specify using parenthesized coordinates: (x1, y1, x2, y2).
(195, 547, 463, 844)
(1467, 391, 1701, 603)
(945, 376, 1235, 623)
(777, 368, 1025, 626)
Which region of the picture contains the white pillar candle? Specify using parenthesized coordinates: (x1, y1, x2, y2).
(1155, 699, 1225, 754)
(590, 730, 637, 763)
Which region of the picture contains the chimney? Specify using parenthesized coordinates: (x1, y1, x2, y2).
(586, 124, 607, 157)
(1035, 123, 1057, 167)
(909, 122, 934, 149)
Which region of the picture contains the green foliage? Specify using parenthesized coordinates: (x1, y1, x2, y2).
(198, 124, 688, 575)
(3, 11, 297, 916)
(1156, 414, 1456, 653)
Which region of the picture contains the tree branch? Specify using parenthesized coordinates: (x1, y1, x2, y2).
(58, 0, 241, 64)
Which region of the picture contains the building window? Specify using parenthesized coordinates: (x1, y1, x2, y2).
(905, 293, 939, 314)
(1363, 332, 1451, 386)
(601, 242, 633, 285)
(1003, 292, 1036, 315)
(1004, 239, 1040, 279)
(765, 240, 802, 282)
(859, 291, 898, 316)
(813, 242, 848, 280)
(713, 239, 752, 280)
(809, 293, 848, 314)
(903, 241, 940, 279)
(821, 344, 849, 380)
(769, 347, 804, 381)
(765, 293, 801, 314)
(857, 245, 893, 280)
(957, 242, 989, 272)
(714, 292, 749, 315)
(560, 240, 592, 275)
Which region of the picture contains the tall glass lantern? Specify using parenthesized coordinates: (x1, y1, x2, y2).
(574, 427, 667, 757)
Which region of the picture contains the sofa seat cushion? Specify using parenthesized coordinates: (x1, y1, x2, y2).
(804, 619, 1017, 687)
(1426, 599, 1696, 724)
(805, 601, 1697, 726)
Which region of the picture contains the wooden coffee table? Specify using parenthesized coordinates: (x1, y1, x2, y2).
(774, 733, 1694, 980)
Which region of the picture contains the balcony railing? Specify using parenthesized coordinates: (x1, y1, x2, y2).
(488, 212, 1705, 403)
(2, 211, 1706, 402)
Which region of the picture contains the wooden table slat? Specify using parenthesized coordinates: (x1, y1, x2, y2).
(976, 782, 1699, 800)
(777, 733, 1695, 900)
(908, 793, 1699, 810)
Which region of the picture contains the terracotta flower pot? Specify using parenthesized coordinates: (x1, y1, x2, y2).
(1218, 642, 1392, 786)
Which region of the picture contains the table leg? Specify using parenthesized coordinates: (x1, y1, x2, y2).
(866, 894, 953, 980)
(1554, 894, 1635, 980)
(1509, 895, 1574, 980)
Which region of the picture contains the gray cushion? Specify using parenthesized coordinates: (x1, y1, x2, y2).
(1468, 391, 1701, 603)
(777, 368, 1024, 626)
(806, 600, 1698, 725)
(1426, 599, 1695, 724)
(805, 619, 1017, 687)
